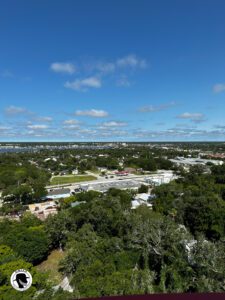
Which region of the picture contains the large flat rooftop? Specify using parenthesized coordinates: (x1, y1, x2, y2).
(80, 179, 142, 192)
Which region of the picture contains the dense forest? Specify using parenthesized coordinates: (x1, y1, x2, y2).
(1, 159, 225, 298)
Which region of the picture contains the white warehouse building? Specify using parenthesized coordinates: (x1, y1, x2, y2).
(145, 170, 177, 186)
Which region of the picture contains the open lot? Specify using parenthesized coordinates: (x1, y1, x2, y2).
(50, 175, 97, 185)
(36, 249, 66, 284)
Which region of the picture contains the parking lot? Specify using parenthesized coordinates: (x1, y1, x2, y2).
(80, 179, 143, 192)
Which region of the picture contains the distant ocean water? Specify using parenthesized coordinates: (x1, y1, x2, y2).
(0, 148, 35, 153)
(0, 145, 111, 153)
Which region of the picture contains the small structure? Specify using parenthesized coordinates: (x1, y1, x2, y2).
(59, 170, 69, 176)
(115, 171, 128, 176)
(28, 201, 58, 220)
(54, 276, 73, 293)
(98, 167, 108, 172)
(72, 169, 78, 175)
(80, 184, 89, 192)
(135, 193, 152, 202)
(124, 167, 136, 173)
(131, 200, 152, 209)
(131, 193, 153, 209)
(44, 157, 57, 162)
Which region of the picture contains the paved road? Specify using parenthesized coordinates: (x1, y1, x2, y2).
(46, 174, 148, 191)
(46, 170, 177, 192)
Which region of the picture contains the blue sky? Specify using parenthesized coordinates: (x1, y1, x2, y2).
(0, 0, 225, 141)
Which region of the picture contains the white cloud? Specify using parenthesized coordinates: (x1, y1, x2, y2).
(176, 112, 206, 123)
(0, 126, 11, 131)
(133, 127, 225, 140)
(139, 102, 176, 112)
(83, 55, 147, 73)
(75, 109, 108, 117)
(63, 119, 81, 125)
(63, 124, 80, 130)
(95, 62, 115, 73)
(52, 55, 147, 90)
(50, 62, 76, 74)
(95, 129, 128, 137)
(116, 75, 131, 87)
(27, 124, 49, 130)
(36, 116, 53, 122)
(4, 106, 31, 116)
(101, 121, 127, 127)
(117, 55, 147, 68)
(64, 76, 101, 91)
(79, 129, 97, 134)
(213, 83, 225, 93)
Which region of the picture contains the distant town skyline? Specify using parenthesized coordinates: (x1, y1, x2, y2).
(0, 0, 225, 141)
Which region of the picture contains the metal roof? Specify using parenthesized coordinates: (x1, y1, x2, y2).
(48, 188, 71, 196)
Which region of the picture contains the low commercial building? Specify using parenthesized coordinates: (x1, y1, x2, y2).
(145, 170, 176, 186)
(169, 157, 223, 167)
(80, 179, 142, 193)
(45, 188, 71, 200)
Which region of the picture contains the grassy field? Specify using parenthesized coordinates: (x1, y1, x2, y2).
(36, 250, 65, 284)
(50, 175, 97, 185)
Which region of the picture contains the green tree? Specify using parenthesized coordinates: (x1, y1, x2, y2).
(0, 245, 18, 265)
(3, 226, 49, 264)
(45, 210, 76, 249)
(0, 259, 48, 300)
(138, 185, 149, 193)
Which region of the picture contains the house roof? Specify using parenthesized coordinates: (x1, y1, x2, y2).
(131, 199, 153, 209)
(135, 193, 151, 201)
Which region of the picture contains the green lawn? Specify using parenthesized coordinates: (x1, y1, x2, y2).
(36, 250, 65, 284)
(50, 175, 97, 185)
